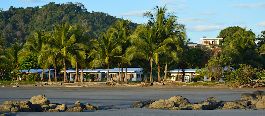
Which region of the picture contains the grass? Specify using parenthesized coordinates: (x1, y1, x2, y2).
(175, 81, 225, 87)
(0, 80, 36, 86)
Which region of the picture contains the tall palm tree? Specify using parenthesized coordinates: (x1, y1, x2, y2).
(131, 25, 156, 82)
(20, 31, 47, 81)
(52, 23, 82, 83)
(8, 41, 24, 81)
(93, 27, 122, 81)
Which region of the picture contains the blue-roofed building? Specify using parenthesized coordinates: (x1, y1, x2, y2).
(18, 69, 55, 80)
(168, 69, 200, 82)
(64, 68, 143, 82)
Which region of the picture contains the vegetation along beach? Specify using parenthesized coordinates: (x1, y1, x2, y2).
(0, 0, 265, 116)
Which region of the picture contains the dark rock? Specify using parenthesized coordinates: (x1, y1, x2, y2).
(200, 97, 221, 110)
(41, 105, 50, 111)
(132, 100, 154, 108)
(48, 104, 57, 109)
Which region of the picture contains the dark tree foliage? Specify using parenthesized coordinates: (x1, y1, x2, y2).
(0, 2, 137, 47)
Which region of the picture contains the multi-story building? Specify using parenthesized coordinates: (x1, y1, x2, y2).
(200, 37, 223, 48)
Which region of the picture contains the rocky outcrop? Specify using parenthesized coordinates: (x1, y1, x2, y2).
(146, 91, 265, 110)
(132, 100, 155, 108)
(0, 95, 97, 112)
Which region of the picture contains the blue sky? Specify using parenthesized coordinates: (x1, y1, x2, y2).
(0, 0, 265, 43)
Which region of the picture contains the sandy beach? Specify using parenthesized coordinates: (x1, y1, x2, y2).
(0, 86, 265, 115)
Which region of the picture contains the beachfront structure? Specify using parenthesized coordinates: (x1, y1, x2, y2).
(18, 69, 54, 80)
(64, 68, 143, 82)
(200, 37, 223, 48)
(168, 69, 200, 82)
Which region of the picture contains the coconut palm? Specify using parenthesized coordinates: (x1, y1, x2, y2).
(92, 27, 122, 81)
(20, 31, 47, 80)
(131, 6, 186, 82)
(51, 23, 83, 82)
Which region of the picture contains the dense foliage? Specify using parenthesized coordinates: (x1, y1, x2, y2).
(0, 3, 265, 86)
(0, 2, 136, 47)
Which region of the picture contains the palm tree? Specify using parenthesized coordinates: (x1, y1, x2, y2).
(131, 25, 156, 82)
(20, 31, 47, 81)
(93, 27, 122, 81)
(38, 34, 60, 82)
(51, 23, 83, 83)
(8, 41, 24, 81)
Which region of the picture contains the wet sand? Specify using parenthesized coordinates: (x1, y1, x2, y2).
(0, 87, 265, 115)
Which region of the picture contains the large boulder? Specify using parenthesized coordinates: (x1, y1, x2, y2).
(0, 100, 32, 112)
(149, 99, 175, 109)
(30, 95, 50, 105)
(168, 96, 190, 107)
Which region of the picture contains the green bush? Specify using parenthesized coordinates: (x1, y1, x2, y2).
(225, 64, 257, 85)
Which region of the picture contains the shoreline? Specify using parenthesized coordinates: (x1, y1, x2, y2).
(1, 82, 265, 90)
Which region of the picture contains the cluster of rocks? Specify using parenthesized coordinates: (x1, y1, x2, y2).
(0, 95, 97, 112)
(133, 91, 265, 110)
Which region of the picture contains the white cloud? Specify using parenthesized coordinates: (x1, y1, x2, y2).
(179, 18, 207, 23)
(120, 10, 147, 17)
(257, 21, 265, 27)
(189, 25, 223, 32)
(233, 3, 265, 8)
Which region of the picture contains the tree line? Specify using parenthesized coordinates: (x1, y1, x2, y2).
(0, 3, 265, 85)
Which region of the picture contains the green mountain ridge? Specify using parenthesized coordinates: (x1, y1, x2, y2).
(0, 2, 137, 47)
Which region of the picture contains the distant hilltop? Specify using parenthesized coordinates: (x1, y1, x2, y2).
(0, 2, 137, 47)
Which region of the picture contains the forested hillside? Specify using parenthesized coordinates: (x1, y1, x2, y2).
(0, 2, 136, 47)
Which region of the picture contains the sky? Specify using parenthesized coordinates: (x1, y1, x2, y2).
(0, 0, 265, 43)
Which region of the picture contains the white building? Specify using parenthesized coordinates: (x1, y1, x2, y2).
(64, 68, 143, 82)
(168, 69, 200, 82)
(200, 37, 223, 48)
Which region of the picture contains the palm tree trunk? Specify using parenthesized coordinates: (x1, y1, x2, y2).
(125, 66, 128, 83)
(75, 61, 78, 83)
(164, 63, 168, 81)
(150, 58, 153, 83)
(48, 69, 51, 82)
(63, 58, 67, 82)
(41, 69, 44, 81)
(118, 63, 121, 82)
(81, 69, 84, 83)
(157, 63, 161, 82)
(107, 64, 110, 81)
(54, 65, 57, 82)
(121, 63, 123, 82)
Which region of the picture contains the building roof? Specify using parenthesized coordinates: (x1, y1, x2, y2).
(169, 69, 199, 73)
(19, 69, 54, 74)
(201, 38, 223, 40)
(64, 68, 143, 73)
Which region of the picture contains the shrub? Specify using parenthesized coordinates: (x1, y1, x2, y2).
(226, 64, 257, 85)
